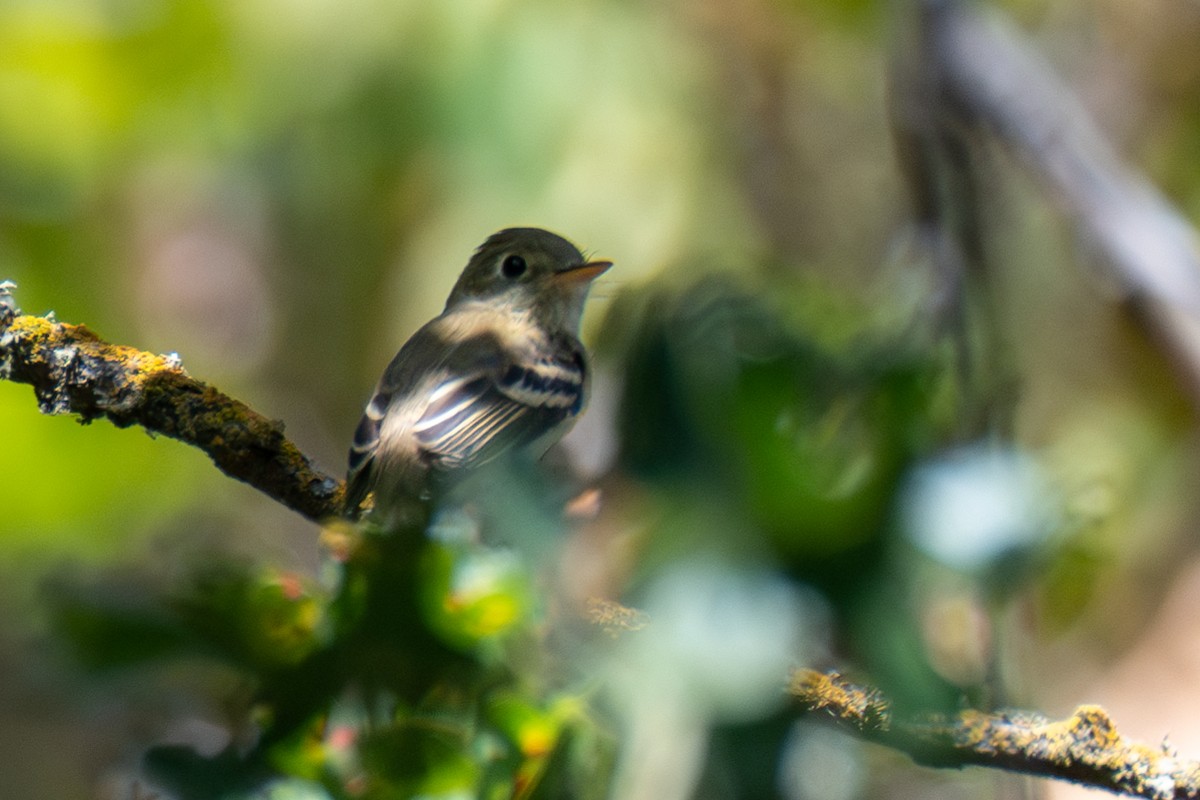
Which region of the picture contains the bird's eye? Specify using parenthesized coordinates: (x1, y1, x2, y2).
(501, 254, 527, 279)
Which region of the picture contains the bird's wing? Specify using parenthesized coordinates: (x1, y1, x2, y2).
(344, 323, 451, 515)
(344, 390, 390, 514)
(344, 327, 586, 516)
(412, 353, 586, 470)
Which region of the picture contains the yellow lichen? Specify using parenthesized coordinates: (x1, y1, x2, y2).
(789, 669, 891, 730)
(585, 597, 650, 637)
(1066, 706, 1119, 749)
(9, 315, 53, 337)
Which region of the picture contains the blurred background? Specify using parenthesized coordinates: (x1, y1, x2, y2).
(2, 0, 1200, 798)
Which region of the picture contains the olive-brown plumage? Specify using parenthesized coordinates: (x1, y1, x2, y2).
(345, 228, 611, 518)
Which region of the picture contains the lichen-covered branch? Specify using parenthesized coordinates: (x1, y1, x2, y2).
(0, 283, 343, 522)
(791, 670, 1200, 799)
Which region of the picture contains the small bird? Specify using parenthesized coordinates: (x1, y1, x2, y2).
(345, 227, 611, 520)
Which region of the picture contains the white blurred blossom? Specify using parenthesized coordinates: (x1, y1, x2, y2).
(607, 561, 824, 800)
(900, 443, 1060, 572)
(778, 723, 865, 800)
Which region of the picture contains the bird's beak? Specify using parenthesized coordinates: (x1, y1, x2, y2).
(555, 259, 612, 284)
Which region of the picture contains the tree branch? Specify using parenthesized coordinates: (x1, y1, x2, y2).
(897, 0, 1200, 400)
(791, 669, 1200, 799)
(0, 282, 343, 522)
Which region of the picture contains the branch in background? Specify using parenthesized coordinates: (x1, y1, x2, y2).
(792, 670, 1200, 800)
(903, 0, 1200, 399)
(0, 283, 343, 522)
(888, 1, 1020, 440)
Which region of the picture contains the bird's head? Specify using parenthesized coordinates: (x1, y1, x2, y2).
(446, 228, 611, 333)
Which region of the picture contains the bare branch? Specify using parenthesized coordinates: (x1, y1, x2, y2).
(792, 670, 1200, 799)
(903, 0, 1200, 398)
(0, 285, 343, 522)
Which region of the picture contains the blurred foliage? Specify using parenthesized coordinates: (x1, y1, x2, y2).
(51, 512, 613, 799)
(34, 271, 1025, 797)
(4, 0, 1200, 799)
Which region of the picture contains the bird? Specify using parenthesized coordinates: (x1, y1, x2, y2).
(344, 227, 611, 522)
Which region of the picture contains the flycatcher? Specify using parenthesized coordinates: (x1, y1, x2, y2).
(345, 227, 611, 519)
